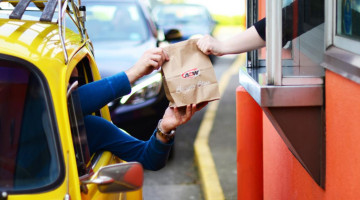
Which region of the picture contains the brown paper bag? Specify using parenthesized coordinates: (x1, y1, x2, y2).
(162, 39, 220, 107)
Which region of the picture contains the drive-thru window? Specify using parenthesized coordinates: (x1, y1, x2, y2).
(237, 0, 360, 199)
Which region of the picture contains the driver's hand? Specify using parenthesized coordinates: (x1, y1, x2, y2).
(125, 48, 169, 84)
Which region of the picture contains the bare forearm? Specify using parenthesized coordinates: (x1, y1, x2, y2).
(125, 68, 140, 84)
(220, 26, 265, 55)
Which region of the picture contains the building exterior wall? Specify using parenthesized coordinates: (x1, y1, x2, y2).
(262, 70, 360, 199)
(263, 112, 324, 199)
(325, 70, 360, 198)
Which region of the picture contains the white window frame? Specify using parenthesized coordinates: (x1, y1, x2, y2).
(326, 0, 360, 55)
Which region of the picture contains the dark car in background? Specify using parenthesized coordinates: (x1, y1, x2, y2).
(83, 0, 169, 140)
(152, 4, 217, 43)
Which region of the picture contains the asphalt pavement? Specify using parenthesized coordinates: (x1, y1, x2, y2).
(209, 57, 241, 199)
(143, 26, 244, 200)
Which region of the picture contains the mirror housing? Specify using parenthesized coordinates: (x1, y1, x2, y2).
(164, 29, 183, 41)
(82, 162, 144, 193)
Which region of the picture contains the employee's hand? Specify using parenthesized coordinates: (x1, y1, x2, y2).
(125, 48, 169, 84)
(197, 35, 224, 56)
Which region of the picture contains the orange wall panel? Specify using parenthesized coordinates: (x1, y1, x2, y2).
(262, 70, 360, 199)
(325, 70, 360, 199)
(263, 114, 324, 199)
(236, 86, 263, 200)
(258, 0, 266, 19)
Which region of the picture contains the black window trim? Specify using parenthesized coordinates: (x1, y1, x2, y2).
(79, 57, 104, 170)
(69, 57, 104, 180)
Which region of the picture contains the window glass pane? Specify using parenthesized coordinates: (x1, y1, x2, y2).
(337, 0, 360, 40)
(84, 2, 149, 42)
(253, 0, 324, 85)
(68, 89, 91, 177)
(153, 5, 210, 25)
(257, 0, 295, 63)
(0, 61, 60, 191)
(67, 66, 92, 177)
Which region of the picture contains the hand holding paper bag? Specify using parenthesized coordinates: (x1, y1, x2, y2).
(161, 39, 220, 107)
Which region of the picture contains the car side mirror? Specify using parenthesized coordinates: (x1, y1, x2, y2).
(164, 29, 182, 41)
(82, 162, 144, 193)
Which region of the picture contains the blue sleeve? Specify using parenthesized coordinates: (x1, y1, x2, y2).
(84, 115, 173, 171)
(78, 72, 131, 115)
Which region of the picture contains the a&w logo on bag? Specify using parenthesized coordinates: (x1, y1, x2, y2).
(161, 39, 220, 107)
(182, 68, 200, 78)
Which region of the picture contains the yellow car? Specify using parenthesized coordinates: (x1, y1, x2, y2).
(0, 1, 143, 199)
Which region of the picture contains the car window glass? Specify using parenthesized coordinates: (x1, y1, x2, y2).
(67, 67, 91, 177)
(67, 88, 91, 177)
(85, 3, 149, 42)
(153, 5, 209, 25)
(0, 60, 61, 192)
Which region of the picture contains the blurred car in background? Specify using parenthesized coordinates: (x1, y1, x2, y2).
(83, 0, 169, 140)
(152, 4, 217, 43)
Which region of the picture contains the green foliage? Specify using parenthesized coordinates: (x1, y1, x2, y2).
(212, 14, 246, 26)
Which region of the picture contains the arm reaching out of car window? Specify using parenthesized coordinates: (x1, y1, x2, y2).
(78, 48, 169, 115)
(76, 47, 208, 170)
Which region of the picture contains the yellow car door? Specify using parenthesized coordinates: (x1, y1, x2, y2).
(66, 53, 143, 200)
